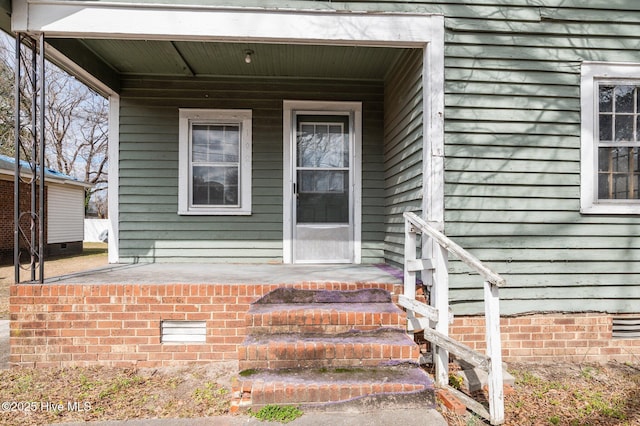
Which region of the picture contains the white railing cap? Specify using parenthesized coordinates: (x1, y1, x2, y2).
(404, 212, 506, 287)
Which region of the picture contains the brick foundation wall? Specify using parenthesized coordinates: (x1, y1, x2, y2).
(10, 282, 640, 367)
(450, 313, 640, 363)
(9, 282, 402, 368)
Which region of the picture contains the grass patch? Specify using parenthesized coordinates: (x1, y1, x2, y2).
(193, 382, 228, 403)
(449, 373, 464, 390)
(98, 375, 144, 399)
(573, 389, 626, 420)
(249, 405, 303, 424)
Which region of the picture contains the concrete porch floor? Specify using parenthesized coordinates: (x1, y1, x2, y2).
(39, 263, 403, 285)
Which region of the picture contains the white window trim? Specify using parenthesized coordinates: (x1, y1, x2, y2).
(581, 62, 640, 214)
(178, 109, 252, 215)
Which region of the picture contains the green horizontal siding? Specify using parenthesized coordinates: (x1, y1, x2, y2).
(111, 0, 640, 315)
(295, 0, 640, 315)
(431, 0, 640, 315)
(118, 76, 385, 263)
(383, 49, 424, 266)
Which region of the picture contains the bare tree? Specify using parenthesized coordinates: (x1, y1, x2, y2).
(0, 33, 109, 214)
(0, 36, 31, 158)
(45, 66, 109, 209)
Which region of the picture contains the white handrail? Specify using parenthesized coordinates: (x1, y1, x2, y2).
(404, 212, 505, 287)
(402, 211, 505, 425)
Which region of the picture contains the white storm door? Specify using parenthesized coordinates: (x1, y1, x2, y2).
(293, 112, 354, 263)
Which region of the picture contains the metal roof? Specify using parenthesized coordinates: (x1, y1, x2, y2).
(0, 154, 93, 188)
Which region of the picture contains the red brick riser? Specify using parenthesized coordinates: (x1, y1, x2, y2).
(9, 282, 403, 368)
(10, 283, 640, 367)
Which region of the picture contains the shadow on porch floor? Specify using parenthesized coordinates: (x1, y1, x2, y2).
(38, 263, 403, 285)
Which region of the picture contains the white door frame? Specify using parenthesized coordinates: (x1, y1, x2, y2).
(283, 101, 362, 264)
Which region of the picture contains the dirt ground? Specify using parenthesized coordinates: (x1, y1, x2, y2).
(0, 361, 638, 425)
(0, 363, 236, 426)
(442, 361, 640, 426)
(0, 242, 108, 320)
(1, 248, 639, 424)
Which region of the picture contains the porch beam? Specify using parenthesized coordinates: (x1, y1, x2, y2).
(45, 39, 120, 95)
(12, 2, 439, 47)
(0, 0, 10, 33)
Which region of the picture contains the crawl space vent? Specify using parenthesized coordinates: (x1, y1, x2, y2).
(161, 320, 206, 343)
(612, 317, 640, 339)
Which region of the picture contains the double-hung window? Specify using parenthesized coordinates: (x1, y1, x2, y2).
(581, 63, 640, 214)
(178, 109, 252, 215)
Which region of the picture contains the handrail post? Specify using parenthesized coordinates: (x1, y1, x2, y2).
(484, 280, 505, 425)
(403, 212, 504, 424)
(432, 242, 449, 386)
(404, 218, 417, 323)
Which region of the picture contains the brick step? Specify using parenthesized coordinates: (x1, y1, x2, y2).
(231, 363, 435, 411)
(254, 287, 393, 304)
(245, 302, 406, 335)
(238, 328, 420, 370)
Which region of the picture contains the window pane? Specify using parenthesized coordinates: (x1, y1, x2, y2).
(222, 126, 240, 162)
(612, 173, 630, 199)
(192, 124, 239, 163)
(614, 115, 633, 141)
(597, 173, 609, 199)
(192, 165, 239, 206)
(614, 85, 635, 113)
(613, 148, 630, 173)
(599, 114, 612, 141)
(599, 86, 614, 113)
(192, 126, 209, 162)
(598, 147, 611, 173)
(593, 79, 640, 207)
(598, 147, 640, 199)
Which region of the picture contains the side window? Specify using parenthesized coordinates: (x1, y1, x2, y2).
(581, 63, 640, 214)
(178, 109, 252, 215)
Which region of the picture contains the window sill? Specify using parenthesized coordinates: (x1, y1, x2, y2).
(581, 204, 640, 215)
(178, 209, 252, 216)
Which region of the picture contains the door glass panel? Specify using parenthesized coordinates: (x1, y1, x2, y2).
(297, 117, 349, 168)
(297, 170, 348, 222)
(295, 114, 350, 224)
